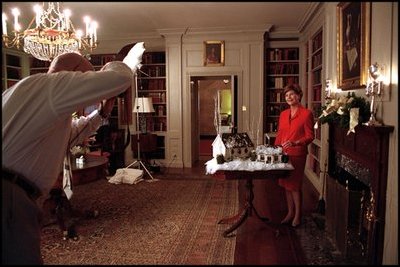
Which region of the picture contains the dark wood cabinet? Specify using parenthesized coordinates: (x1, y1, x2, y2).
(326, 123, 394, 264)
(131, 133, 157, 162)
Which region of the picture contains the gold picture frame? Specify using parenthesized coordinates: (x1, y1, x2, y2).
(204, 41, 225, 66)
(337, 2, 371, 91)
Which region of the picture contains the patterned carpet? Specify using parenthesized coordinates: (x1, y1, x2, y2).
(40, 177, 238, 265)
(295, 214, 348, 265)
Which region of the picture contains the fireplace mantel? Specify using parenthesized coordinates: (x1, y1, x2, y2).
(327, 123, 394, 264)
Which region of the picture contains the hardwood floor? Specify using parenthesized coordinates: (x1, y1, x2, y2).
(160, 160, 320, 265)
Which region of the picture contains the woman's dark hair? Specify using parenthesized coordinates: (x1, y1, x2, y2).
(283, 84, 303, 100)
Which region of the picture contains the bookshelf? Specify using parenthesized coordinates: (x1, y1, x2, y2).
(29, 57, 50, 75)
(88, 54, 120, 128)
(306, 28, 323, 179)
(136, 51, 167, 159)
(2, 49, 29, 92)
(89, 54, 116, 71)
(264, 47, 299, 140)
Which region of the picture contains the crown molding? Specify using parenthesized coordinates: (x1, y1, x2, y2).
(180, 24, 273, 36)
(297, 2, 324, 33)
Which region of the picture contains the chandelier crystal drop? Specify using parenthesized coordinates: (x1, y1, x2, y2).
(2, 2, 98, 61)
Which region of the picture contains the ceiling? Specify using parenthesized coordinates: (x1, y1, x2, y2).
(2, 2, 319, 42)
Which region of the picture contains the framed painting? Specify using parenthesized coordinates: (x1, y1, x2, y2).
(204, 41, 225, 66)
(337, 2, 371, 90)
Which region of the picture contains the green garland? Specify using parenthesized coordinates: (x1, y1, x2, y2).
(318, 92, 371, 129)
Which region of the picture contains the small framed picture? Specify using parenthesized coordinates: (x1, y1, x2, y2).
(204, 41, 224, 66)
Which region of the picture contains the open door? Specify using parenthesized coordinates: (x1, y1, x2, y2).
(190, 75, 238, 165)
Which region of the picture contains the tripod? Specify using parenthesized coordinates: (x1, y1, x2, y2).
(125, 69, 158, 182)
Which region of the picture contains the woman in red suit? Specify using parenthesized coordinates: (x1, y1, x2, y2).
(274, 84, 314, 227)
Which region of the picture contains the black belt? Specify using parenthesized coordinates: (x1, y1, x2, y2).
(3, 168, 42, 200)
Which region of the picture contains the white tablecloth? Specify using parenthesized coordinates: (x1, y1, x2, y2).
(205, 158, 294, 175)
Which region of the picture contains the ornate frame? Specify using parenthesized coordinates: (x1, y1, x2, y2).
(204, 40, 225, 66)
(337, 2, 371, 90)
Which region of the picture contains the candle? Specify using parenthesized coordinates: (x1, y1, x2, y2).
(92, 21, 98, 43)
(89, 22, 93, 46)
(11, 8, 20, 31)
(33, 5, 41, 28)
(83, 16, 90, 37)
(2, 13, 7, 35)
(64, 9, 71, 31)
(76, 29, 83, 49)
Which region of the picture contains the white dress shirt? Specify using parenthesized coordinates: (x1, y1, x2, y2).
(2, 61, 133, 196)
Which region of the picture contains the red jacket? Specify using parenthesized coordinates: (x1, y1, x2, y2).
(274, 105, 314, 156)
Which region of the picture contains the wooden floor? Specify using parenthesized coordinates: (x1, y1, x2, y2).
(163, 160, 320, 265)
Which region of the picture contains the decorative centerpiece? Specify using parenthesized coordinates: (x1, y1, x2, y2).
(212, 132, 254, 162)
(255, 145, 288, 164)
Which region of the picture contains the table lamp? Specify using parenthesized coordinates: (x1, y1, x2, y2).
(133, 97, 155, 133)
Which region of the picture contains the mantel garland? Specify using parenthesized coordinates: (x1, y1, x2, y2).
(318, 92, 370, 134)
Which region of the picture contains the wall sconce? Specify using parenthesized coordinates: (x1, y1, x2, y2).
(364, 62, 384, 126)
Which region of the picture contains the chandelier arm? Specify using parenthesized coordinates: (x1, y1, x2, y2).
(26, 17, 36, 32)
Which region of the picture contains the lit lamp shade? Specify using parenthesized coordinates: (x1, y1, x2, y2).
(133, 97, 155, 113)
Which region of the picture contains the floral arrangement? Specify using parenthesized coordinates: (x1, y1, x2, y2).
(70, 145, 90, 157)
(318, 92, 370, 134)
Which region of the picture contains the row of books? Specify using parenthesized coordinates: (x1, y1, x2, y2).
(139, 79, 166, 91)
(29, 57, 50, 68)
(313, 69, 322, 84)
(266, 104, 287, 116)
(142, 52, 166, 64)
(268, 76, 299, 89)
(267, 63, 299, 75)
(139, 117, 167, 132)
(266, 121, 279, 133)
(312, 31, 323, 53)
(267, 48, 299, 61)
(89, 54, 115, 66)
(155, 105, 166, 116)
(143, 92, 167, 103)
(312, 85, 322, 102)
(268, 91, 285, 103)
(312, 52, 323, 69)
(139, 66, 166, 77)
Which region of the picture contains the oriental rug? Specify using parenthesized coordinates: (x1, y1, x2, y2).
(40, 177, 238, 265)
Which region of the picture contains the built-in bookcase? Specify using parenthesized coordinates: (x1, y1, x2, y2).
(136, 51, 167, 159)
(264, 47, 299, 140)
(306, 28, 323, 179)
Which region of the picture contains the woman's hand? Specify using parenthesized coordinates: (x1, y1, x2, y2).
(282, 140, 299, 149)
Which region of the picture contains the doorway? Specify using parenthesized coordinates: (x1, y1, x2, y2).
(190, 75, 238, 163)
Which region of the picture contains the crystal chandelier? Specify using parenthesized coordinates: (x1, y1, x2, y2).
(2, 2, 98, 61)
